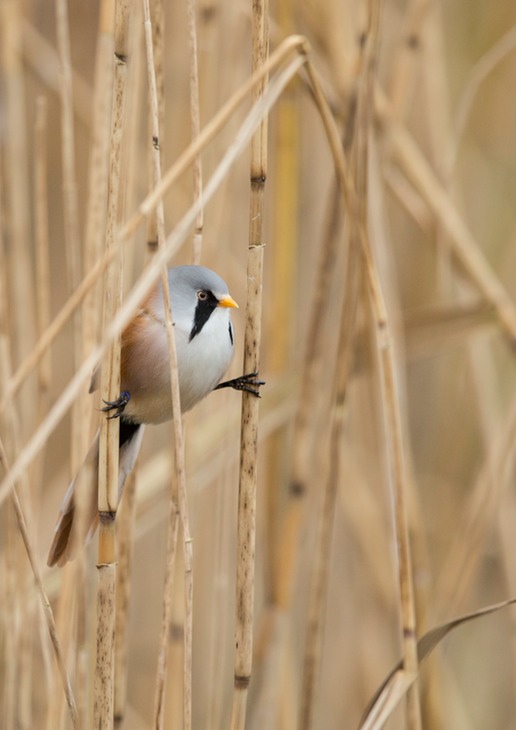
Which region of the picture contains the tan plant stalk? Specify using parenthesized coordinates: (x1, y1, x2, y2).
(0, 234, 78, 726)
(298, 48, 424, 725)
(266, 0, 299, 611)
(229, 2, 268, 729)
(299, 240, 360, 730)
(388, 0, 431, 120)
(55, 0, 83, 491)
(375, 88, 516, 344)
(185, 0, 204, 263)
(34, 96, 52, 397)
(21, 20, 92, 125)
(82, 0, 115, 387)
(94, 1, 131, 726)
(299, 6, 392, 725)
(55, 0, 81, 322)
(141, 1, 193, 726)
(114, 470, 137, 726)
(0, 50, 305, 509)
(0, 0, 35, 368)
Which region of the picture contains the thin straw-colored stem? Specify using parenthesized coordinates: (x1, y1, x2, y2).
(229, 1, 268, 729)
(95, 1, 131, 726)
(185, 0, 204, 263)
(114, 470, 137, 726)
(0, 235, 78, 726)
(301, 49, 423, 724)
(141, 1, 193, 726)
(83, 0, 115, 362)
(0, 0, 35, 367)
(55, 0, 82, 312)
(375, 87, 516, 345)
(2, 450, 79, 728)
(299, 240, 360, 730)
(34, 96, 52, 395)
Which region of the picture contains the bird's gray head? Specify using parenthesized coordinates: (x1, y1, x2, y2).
(164, 265, 238, 342)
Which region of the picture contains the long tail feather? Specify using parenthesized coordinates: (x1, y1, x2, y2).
(47, 423, 144, 567)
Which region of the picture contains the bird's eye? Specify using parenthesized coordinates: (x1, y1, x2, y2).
(197, 290, 208, 301)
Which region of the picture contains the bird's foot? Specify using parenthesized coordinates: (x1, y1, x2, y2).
(215, 372, 265, 397)
(101, 391, 131, 419)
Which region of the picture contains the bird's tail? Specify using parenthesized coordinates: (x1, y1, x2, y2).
(47, 422, 144, 567)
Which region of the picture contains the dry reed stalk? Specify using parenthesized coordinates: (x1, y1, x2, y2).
(360, 670, 418, 730)
(0, 0, 35, 369)
(1, 35, 308, 414)
(229, 2, 268, 729)
(376, 89, 516, 345)
(0, 44, 306, 515)
(387, 0, 430, 121)
(55, 0, 82, 330)
(34, 96, 52, 397)
(299, 38, 425, 726)
(299, 6, 408, 727)
(435, 388, 516, 616)
(114, 470, 137, 726)
(21, 20, 92, 126)
(299, 240, 360, 730)
(94, 1, 131, 726)
(448, 24, 516, 176)
(143, 0, 163, 256)
(185, 0, 204, 263)
(272, 179, 343, 622)
(265, 0, 299, 606)
(298, 4, 374, 724)
(141, 1, 193, 726)
(83, 0, 115, 373)
(3, 457, 80, 728)
(0, 230, 79, 726)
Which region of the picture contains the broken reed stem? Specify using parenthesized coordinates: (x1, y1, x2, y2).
(185, 0, 204, 263)
(229, 2, 268, 729)
(95, 0, 131, 727)
(141, 1, 193, 726)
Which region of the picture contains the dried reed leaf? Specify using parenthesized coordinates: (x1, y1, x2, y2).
(360, 597, 516, 728)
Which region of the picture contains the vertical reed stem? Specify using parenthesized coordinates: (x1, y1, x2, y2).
(230, 1, 268, 728)
(95, 1, 131, 727)
(142, 1, 193, 726)
(185, 0, 204, 262)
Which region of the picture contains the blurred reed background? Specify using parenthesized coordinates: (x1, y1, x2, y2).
(2, 0, 516, 728)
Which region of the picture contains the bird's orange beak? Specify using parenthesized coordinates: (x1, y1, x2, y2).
(218, 294, 239, 309)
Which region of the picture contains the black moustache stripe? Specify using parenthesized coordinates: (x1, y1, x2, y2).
(189, 290, 219, 342)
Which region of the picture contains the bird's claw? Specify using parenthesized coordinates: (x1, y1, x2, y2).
(215, 372, 265, 398)
(101, 391, 131, 419)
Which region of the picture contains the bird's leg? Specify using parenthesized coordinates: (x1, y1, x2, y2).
(101, 391, 131, 419)
(215, 372, 265, 398)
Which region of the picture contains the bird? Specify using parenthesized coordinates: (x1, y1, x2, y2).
(47, 265, 263, 567)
